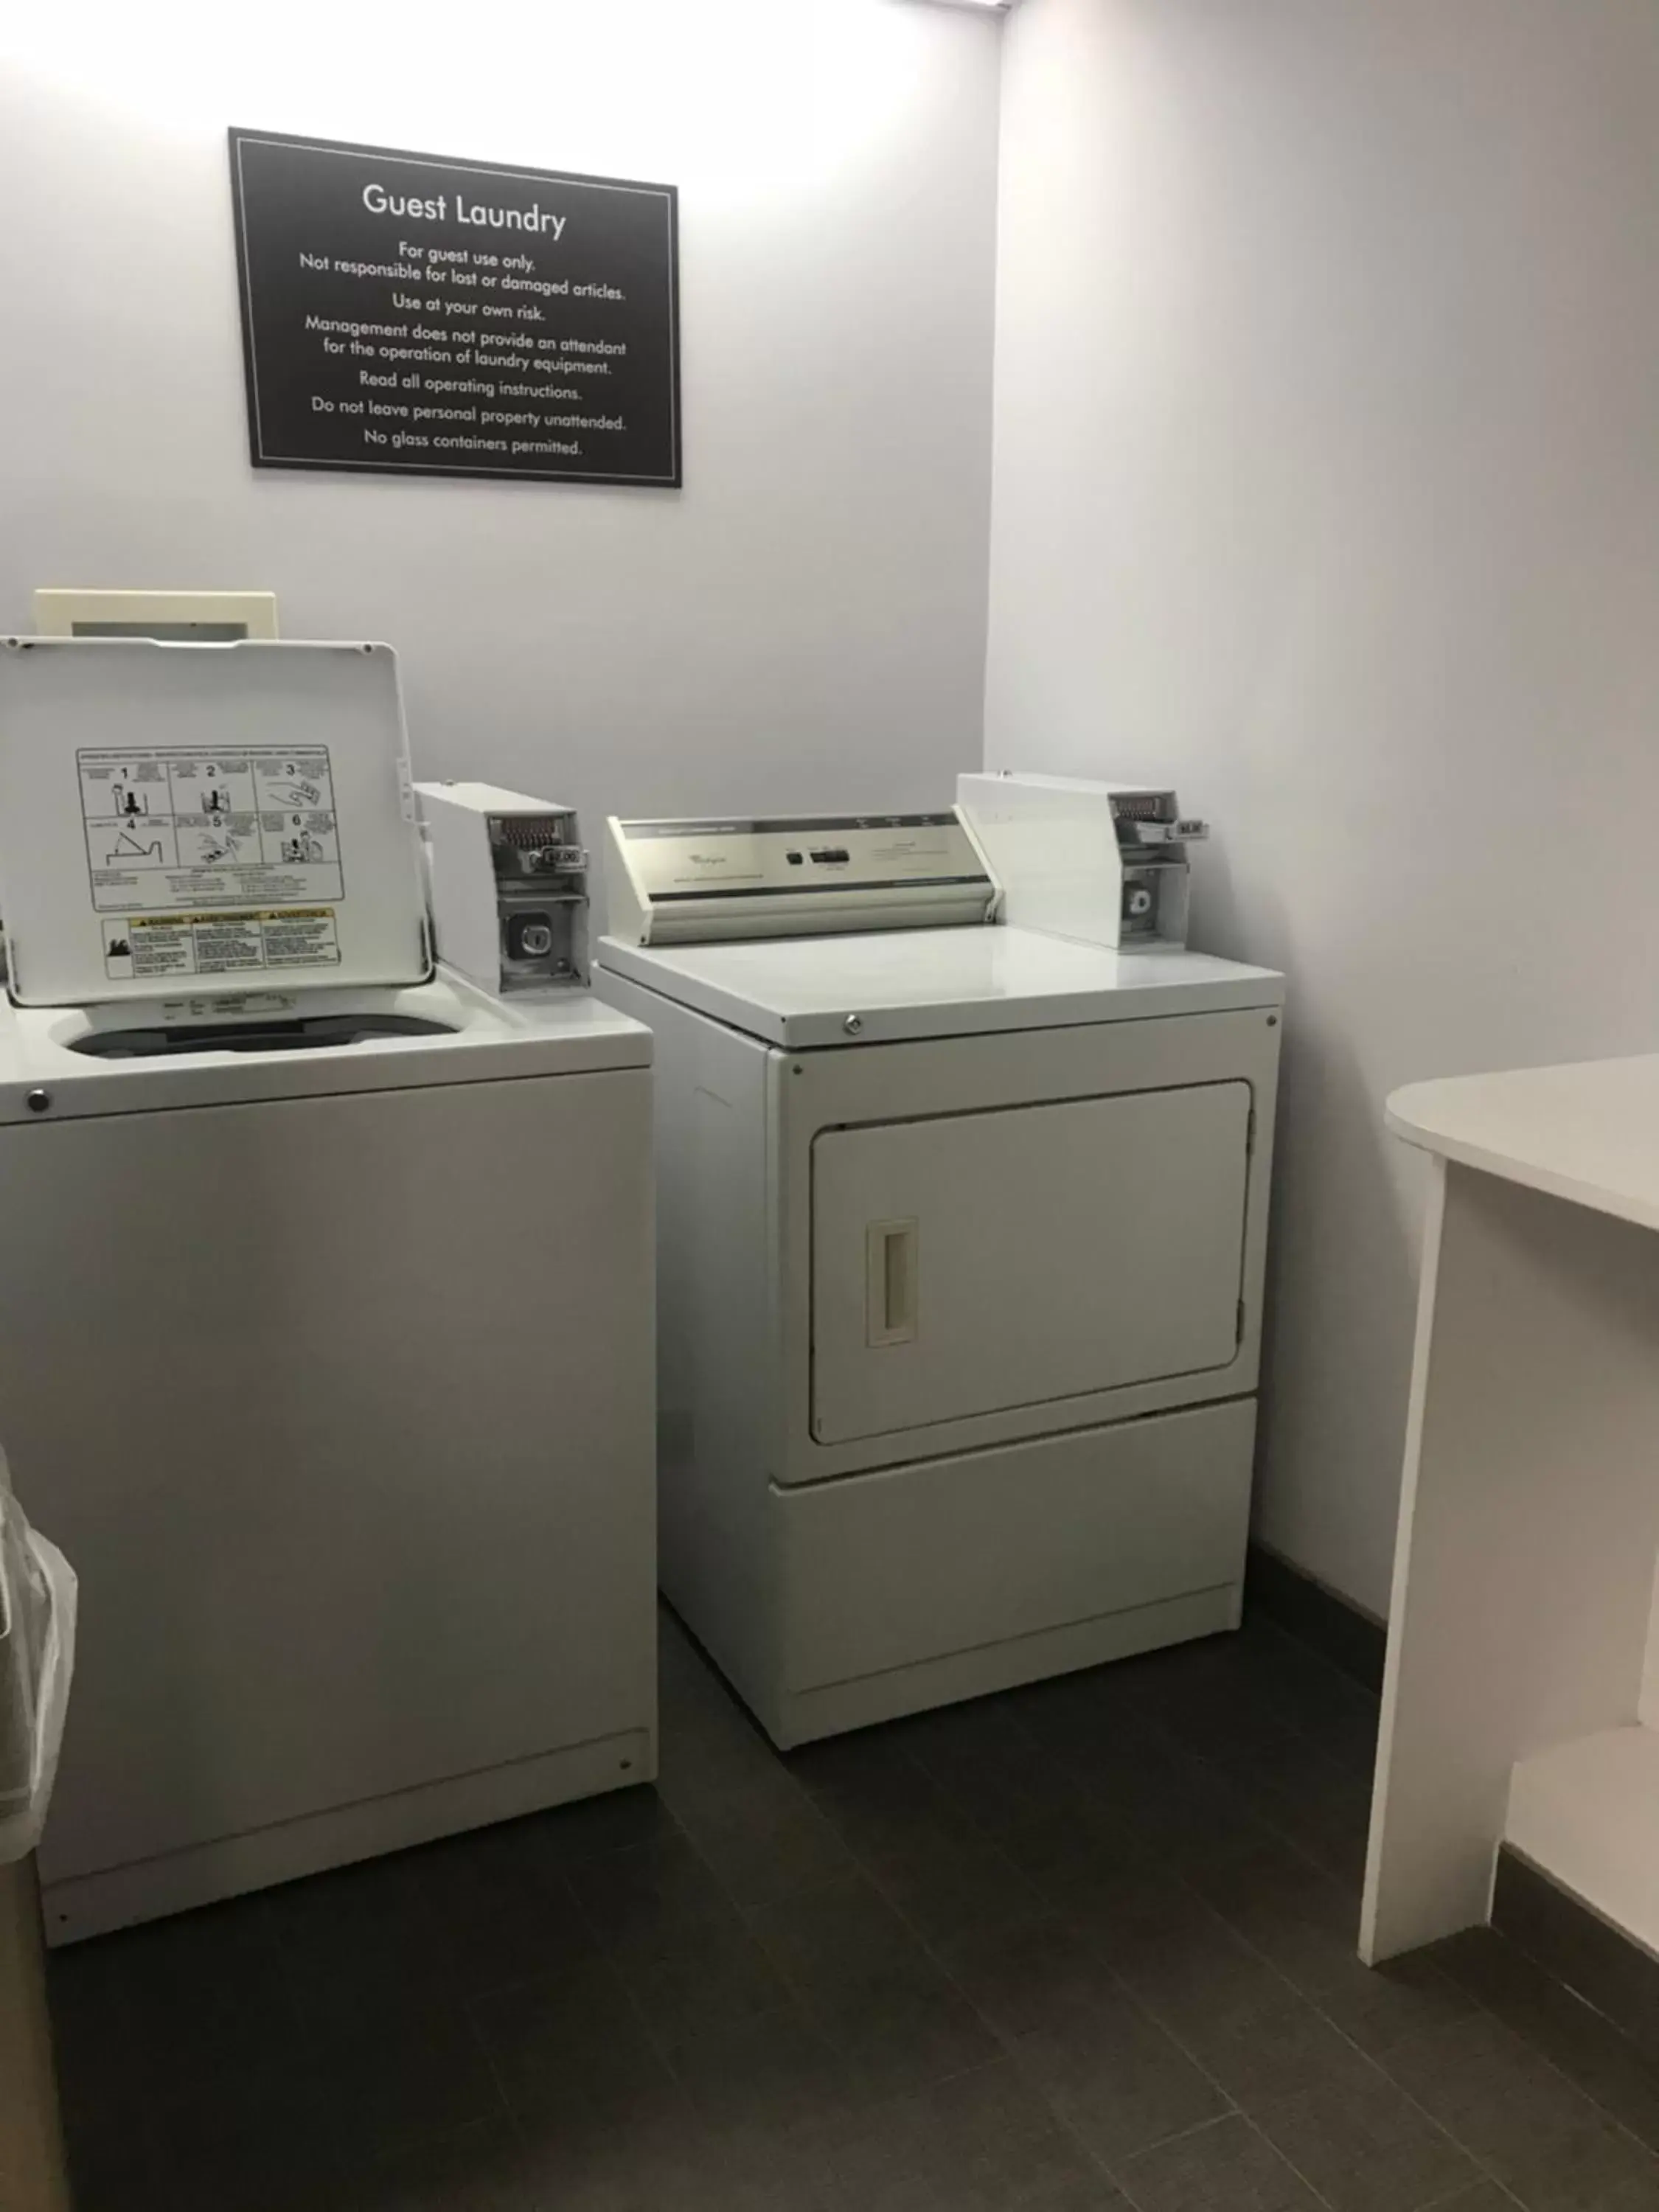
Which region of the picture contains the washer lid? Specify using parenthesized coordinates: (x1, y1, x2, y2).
(0, 639, 431, 1007)
(598, 925, 1284, 1048)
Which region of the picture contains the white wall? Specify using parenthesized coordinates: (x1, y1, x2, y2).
(988, 0, 1659, 1613)
(0, 0, 999, 860)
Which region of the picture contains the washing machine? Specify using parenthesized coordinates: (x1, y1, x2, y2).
(0, 638, 655, 1940)
(597, 790, 1283, 1747)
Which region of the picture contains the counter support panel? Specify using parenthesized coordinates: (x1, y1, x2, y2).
(1365, 1057, 1659, 1965)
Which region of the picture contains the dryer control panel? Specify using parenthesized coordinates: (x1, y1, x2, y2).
(605, 813, 995, 945)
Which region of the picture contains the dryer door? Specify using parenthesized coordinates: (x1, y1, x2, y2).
(810, 1081, 1251, 1444)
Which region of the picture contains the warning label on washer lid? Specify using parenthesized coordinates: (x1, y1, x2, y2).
(102, 910, 341, 981)
(79, 744, 344, 914)
(260, 911, 341, 967)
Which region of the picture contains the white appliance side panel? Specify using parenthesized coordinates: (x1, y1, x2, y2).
(593, 970, 786, 1708)
(957, 770, 1128, 946)
(0, 1071, 655, 1885)
(811, 1082, 1251, 1444)
(779, 1397, 1256, 1692)
(419, 794, 498, 995)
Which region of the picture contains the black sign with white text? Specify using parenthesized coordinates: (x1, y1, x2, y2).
(229, 128, 680, 487)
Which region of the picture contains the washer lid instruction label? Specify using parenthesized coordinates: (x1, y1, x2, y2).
(102, 910, 341, 981)
(79, 745, 345, 914)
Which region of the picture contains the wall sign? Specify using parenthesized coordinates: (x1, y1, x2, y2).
(228, 128, 679, 487)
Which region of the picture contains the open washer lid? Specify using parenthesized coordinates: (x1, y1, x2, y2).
(0, 639, 431, 1007)
(598, 925, 1284, 1048)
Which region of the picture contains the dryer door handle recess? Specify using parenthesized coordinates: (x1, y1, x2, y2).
(866, 1219, 919, 1347)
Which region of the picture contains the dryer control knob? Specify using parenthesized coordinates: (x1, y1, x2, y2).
(843, 1014, 863, 1035)
(24, 1090, 50, 1113)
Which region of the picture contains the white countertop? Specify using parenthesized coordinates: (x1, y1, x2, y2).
(1387, 1054, 1659, 1234)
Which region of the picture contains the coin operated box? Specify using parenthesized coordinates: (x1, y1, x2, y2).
(417, 783, 588, 995)
(957, 771, 1210, 951)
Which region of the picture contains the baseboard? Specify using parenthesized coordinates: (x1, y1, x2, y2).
(1245, 1541, 1386, 1693)
(1493, 1847, 1659, 2063)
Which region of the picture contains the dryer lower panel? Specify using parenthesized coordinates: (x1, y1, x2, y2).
(748, 1397, 1253, 1746)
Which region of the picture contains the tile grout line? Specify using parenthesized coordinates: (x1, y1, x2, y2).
(675, 1713, 1186, 2189)
(1082, 1851, 1508, 2204)
(453, 1966, 524, 2152)
(1393, 1962, 1659, 2182)
(1237, 2111, 1347, 2212)
(1057, 1745, 1652, 2204)
(646, 1757, 896, 2096)
(565, 1788, 786, 2088)
(254, 1868, 523, 2187)
(987, 1662, 1503, 2208)
(667, 1652, 1657, 2212)
(1418, 2177, 1526, 2211)
(1188, 1722, 1376, 1879)
(593, 1757, 989, 2173)
(454, 1804, 715, 2161)
(1430, 1933, 1659, 2165)
(1485, 1876, 1659, 2057)
(1101, 2109, 1237, 2212)
(815, 1646, 1372, 2197)
(1104, 2109, 1344, 2212)
(832, 1722, 1267, 2189)
(554, 1624, 1656, 2205)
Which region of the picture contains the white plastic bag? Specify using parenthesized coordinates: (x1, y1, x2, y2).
(0, 1467, 77, 1866)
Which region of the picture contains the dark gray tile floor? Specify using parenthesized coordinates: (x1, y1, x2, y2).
(46, 1605, 1659, 2211)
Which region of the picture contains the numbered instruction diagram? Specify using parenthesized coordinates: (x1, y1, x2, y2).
(80, 746, 345, 980)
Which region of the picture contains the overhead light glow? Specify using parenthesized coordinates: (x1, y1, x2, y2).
(1, 0, 955, 194)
